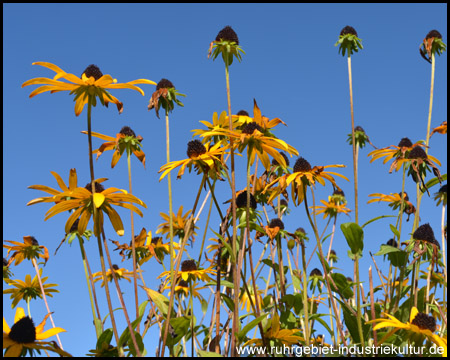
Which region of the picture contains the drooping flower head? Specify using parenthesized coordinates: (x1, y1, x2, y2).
(335, 25, 363, 56)
(347, 125, 376, 149)
(208, 25, 245, 65)
(148, 78, 186, 119)
(420, 29, 446, 63)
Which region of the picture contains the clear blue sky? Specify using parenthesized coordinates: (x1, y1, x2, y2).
(3, 3, 447, 356)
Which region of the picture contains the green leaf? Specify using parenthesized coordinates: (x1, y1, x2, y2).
(237, 313, 268, 342)
(165, 315, 190, 347)
(220, 293, 235, 313)
(118, 300, 148, 348)
(211, 230, 235, 263)
(424, 173, 446, 191)
(201, 299, 208, 315)
(389, 224, 401, 240)
(127, 331, 145, 357)
(339, 299, 370, 345)
(96, 328, 113, 350)
(94, 317, 104, 340)
(143, 287, 170, 318)
(330, 273, 354, 299)
(361, 215, 396, 229)
(341, 222, 364, 255)
(206, 280, 234, 289)
(197, 350, 223, 357)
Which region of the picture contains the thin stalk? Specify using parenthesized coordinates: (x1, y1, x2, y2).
(425, 52, 436, 152)
(300, 240, 310, 347)
(326, 217, 338, 262)
(224, 59, 239, 357)
(347, 54, 358, 224)
(189, 281, 194, 357)
(197, 189, 214, 264)
(127, 151, 139, 332)
(368, 267, 378, 348)
(161, 175, 206, 356)
(32, 259, 63, 349)
(27, 298, 31, 318)
(86, 99, 121, 350)
(165, 111, 175, 319)
(304, 186, 348, 346)
(78, 236, 102, 339)
(441, 204, 447, 307)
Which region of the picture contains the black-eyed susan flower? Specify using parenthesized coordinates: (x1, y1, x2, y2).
(3, 258, 13, 280)
(3, 236, 49, 266)
(3, 307, 69, 357)
(81, 126, 145, 168)
(22, 62, 156, 116)
(265, 218, 285, 241)
(208, 25, 245, 65)
(159, 140, 228, 181)
(434, 184, 447, 207)
(198, 101, 298, 171)
(29, 177, 146, 238)
(346, 126, 376, 149)
(234, 99, 287, 134)
(244, 312, 304, 347)
(335, 25, 363, 56)
(156, 205, 199, 242)
(368, 306, 446, 356)
(413, 223, 440, 250)
(240, 286, 264, 313)
(312, 196, 351, 219)
(3, 269, 59, 308)
(420, 30, 447, 64)
(148, 78, 186, 119)
(368, 192, 416, 221)
(164, 279, 205, 302)
(92, 265, 140, 288)
(430, 121, 447, 137)
(192, 111, 233, 145)
(265, 156, 348, 206)
(158, 259, 216, 283)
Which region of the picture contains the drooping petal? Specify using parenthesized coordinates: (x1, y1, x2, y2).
(36, 327, 67, 340)
(3, 317, 11, 334)
(4, 342, 23, 357)
(93, 193, 105, 208)
(14, 307, 26, 324)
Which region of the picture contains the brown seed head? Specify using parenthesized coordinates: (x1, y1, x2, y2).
(215, 26, 239, 44)
(293, 157, 312, 173)
(82, 64, 103, 80)
(340, 26, 358, 37)
(186, 140, 207, 159)
(411, 312, 437, 332)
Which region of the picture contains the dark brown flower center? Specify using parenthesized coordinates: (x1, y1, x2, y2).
(178, 280, 189, 288)
(215, 25, 239, 44)
(272, 152, 290, 167)
(85, 182, 105, 193)
(333, 189, 345, 197)
(330, 250, 337, 256)
(112, 264, 119, 271)
(438, 184, 447, 194)
(181, 259, 197, 272)
(398, 137, 413, 148)
(296, 227, 306, 234)
(413, 223, 439, 248)
(242, 122, 262, 135)
(236, 191, 257, 210)
(399, 192, 409, 201)
(408, 147, 427, 160)
(119, 126, 136, 137)
(340, 26, 358, 37)
(293, 157, 312, 173)
(82, 65, 103, 80)
(411, 312, 437, 332)
(354, 126, 365, 133)
(156, 78, 175, 90)
(9, 316, 36, 343)
(3, 258, 7, 267)
(29, 236, 39, 246)
(425, 30, 442, 40)
(69, 219, 80, 233)
(151, 237, 162, 246)
(269, 218, 284, 230)
(346, 277, 353, 282)
(386, 238, 398, 247)
(237, 110, 249, 116)
(186, 140, 207, 158)
(310, 268, 323, 277)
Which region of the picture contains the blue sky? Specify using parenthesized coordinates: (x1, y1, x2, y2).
(3, 3, 447, 356)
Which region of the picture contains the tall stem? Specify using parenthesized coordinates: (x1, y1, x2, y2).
(425, 52, 436, 152)
(31, 259, 63, 349)
(347, 55, 358, 224)
(86, 100, 121, 350)
(224, 59, 238, 357)
(127, 151, 139, 332)
(441, 204, 447, 307)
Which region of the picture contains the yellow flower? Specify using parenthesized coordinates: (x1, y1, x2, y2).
(81, 126, 145, 168)
(430, 121, 447, 137)
(368, 307, 447, 356)
(28, 174, 147, 238)
(233, 99, 287, 132)
(240, 286, 264, 313)
(22, 62, 156, 116)
(265, 157, 348, 206)
(3, 236, 49, 266)
(163, 279, 205, 302)
(157, 259, 216, 283)
(192, 111, 232, 145)
(3, 307, 69, 357)
(156, 206, 198, 242)
(244, 313, 304, 347)
(3, 269, 59, 308)
(92, 265, 140, 288)
(368, 192, 416, 221)
(198, 101, 298, 171)
(312, 197, 351, 219)
(158, 140, 228, 181)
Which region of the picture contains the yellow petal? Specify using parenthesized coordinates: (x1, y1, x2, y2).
(93, 193, 105, 208)
(4, 343, 23, 357)
(35, 313, 51, 335)
(14, 308, 26, 324)
(3, 317, 11, 334)
(410, 307, 419, 323)
(36, 327, 67, 340)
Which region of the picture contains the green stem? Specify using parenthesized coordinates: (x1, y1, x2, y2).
(86, 99, 121, 351)
(300, 240, 310, 347)
(347, 54, 358, 224)
(224, 60, 239, 357)
(78, 236, 102, 339)
(127, 151, 140, 333)
(441, 204, 447, 309)
(425, 52, 436, 152)
(27, 297, 31, 318)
